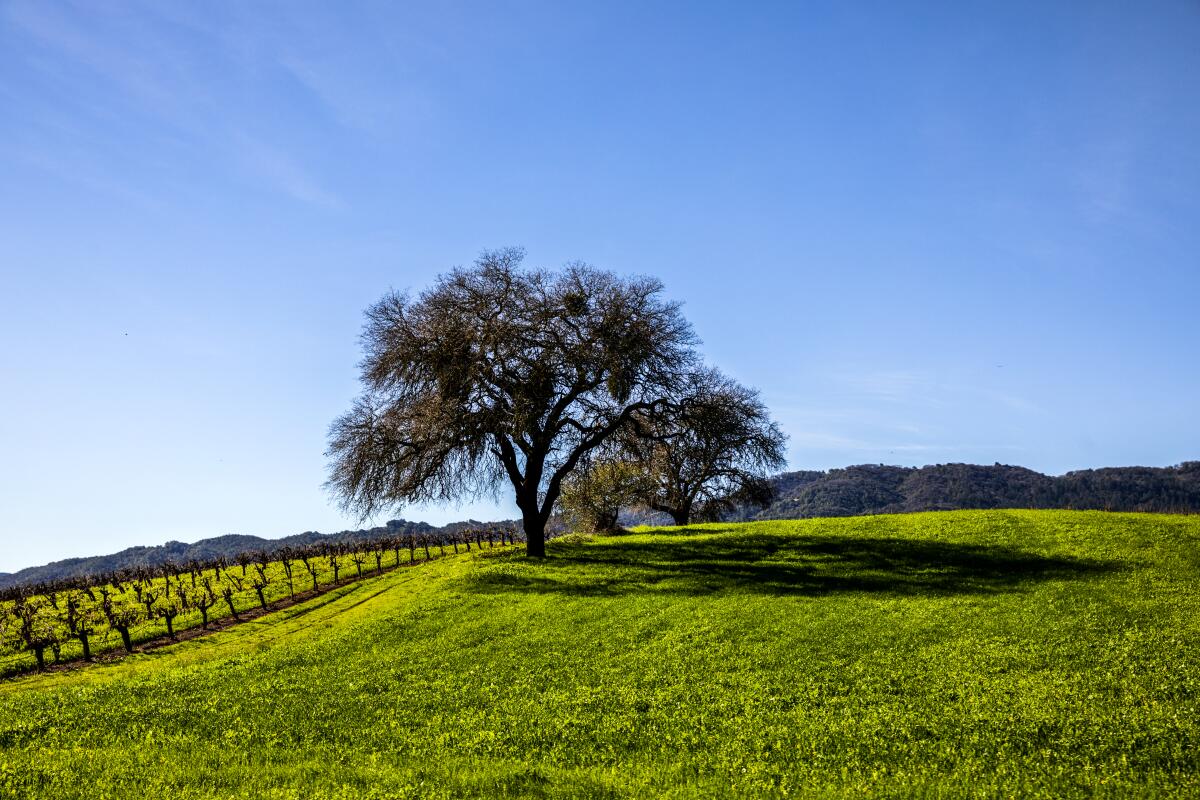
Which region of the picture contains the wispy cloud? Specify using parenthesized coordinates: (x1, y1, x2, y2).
(4, 0, 202, 121)
(278, 54, 427, 137)
(832, 369, 1043, 416)
(232, 132, 344, 209)
(3, 1, 345, 208)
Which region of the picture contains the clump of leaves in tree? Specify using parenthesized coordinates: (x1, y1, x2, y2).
(559, 459, 652, 533)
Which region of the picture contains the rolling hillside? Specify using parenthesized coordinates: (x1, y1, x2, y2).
(2, 511, 1198, 798)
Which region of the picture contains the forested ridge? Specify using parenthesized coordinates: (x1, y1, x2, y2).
(752, 461, 1200, 520)
(626, 461, 1200, 524)
(0, 518, 508, 591)
(5, 462, 1196, 591)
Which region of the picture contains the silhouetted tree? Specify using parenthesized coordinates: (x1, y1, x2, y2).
(629, 367, 787, 525)
(325, 248, 699, 557)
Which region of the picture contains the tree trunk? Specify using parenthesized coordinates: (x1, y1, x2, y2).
(523, 508, 547, 558)
(670, 508, 691, 526)
(79, 632, 91, 660)
(595, 509, 620, 533)
(118, 627, 133, 654)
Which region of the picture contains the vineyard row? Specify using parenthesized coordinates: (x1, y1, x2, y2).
(0, 527, 519, 677)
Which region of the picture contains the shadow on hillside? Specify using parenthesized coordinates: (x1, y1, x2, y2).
(465, 530, 1124, 598)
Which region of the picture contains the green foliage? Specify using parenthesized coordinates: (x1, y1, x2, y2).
(2, 511, 1198, 798)
(559, 460, 651, 532)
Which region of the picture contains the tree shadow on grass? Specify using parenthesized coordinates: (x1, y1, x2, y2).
(464, 529, 1124, 598)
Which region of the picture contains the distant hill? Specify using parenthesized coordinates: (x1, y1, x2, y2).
(0, 518, 507, 591)
(621, 461, 1200, 525)
(6, 462, 1197, 590)
(738, 461, 1200, 521)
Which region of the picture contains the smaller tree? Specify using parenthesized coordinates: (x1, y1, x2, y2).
(559, 458, 653, 533)
(629, 367, 787, 525)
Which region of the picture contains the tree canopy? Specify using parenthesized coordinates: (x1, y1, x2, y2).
(325, 248, 699, 556)
(627, 367, 788, 525)
(559, 458, 651, 534)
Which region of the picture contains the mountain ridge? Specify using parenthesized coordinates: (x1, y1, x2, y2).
(624, 461, 1200, 524)
(6, 461, 1197, 590)
(0, 518, 503, 591)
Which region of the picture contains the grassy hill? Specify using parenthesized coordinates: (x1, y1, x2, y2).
(1, 511, 1198, 798)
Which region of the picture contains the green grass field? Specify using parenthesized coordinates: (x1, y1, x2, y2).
(1, 510, 1198, 798)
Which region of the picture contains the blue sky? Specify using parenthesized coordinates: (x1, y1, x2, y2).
(1, 1, 1198, 572)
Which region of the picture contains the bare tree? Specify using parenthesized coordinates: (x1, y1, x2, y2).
(628, 367, 787, 525)
(326, 248, 699, 557)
